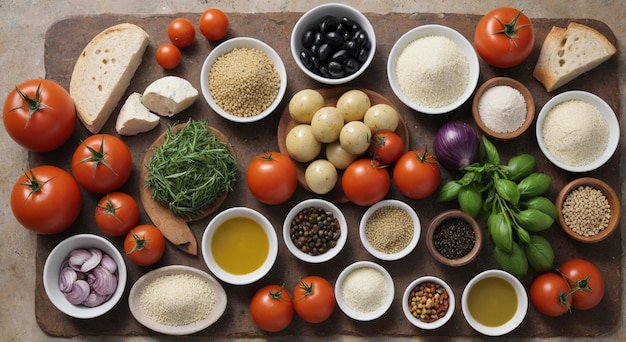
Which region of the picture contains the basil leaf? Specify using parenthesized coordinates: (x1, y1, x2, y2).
(504, 154, 535, 181)
(437, 180, 462, 202)
(524, 234, 554, 272)
(481, 135, 500, 165)
(458, 185, 482, 218)
(518, 173, 551, 199)
(521, 196, 558, 220)
(494, 242, 528, 278)
(488, 212, 513, 252)
(515, 208, 554, 232)
(516, 227, 531, 244)
(495, 178, 520, 206)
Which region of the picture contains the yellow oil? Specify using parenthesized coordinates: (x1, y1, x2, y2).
(211, 217, 269, 275)
(467, 276, 518, 327)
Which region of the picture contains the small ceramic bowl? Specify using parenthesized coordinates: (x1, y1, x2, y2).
(556, 177, 620, 243)
(128, 265, 227, 335)
(536, 90, 619, 172)
(425, 210, 482, 267)
(387, 24, 480, 114)
(335, 261, 394, 321)
(43, 234, 127, 319)
(472, 77, 535, 139)
(201, 207, 278, 285)
(290, 3, 376, 85)
(359, 199, 421, 261)
(462, 269, 528, 336)
(402, 276, 455, 330)
(200, 37, 287, 123)
(283, 198, 348, 263)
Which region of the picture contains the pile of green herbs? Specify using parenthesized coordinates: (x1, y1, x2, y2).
(437, 136, 556, 278)
(145, 120, 237, 220)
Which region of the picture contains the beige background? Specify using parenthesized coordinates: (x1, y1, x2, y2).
(1, 1, 624, 341)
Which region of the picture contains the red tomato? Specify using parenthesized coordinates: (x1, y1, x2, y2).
(393, 150, 440, 199)
(559, 259, 605, 310)
(155, 43, 181, 69)
(341, 158, 390, 206)
(368, 131, 404, 165)
(247, 152, 298, 205)
(199, 8, 229, 40)
(293, 276, 335, 323)
(72, 134, 133, 194)
(530, 272, 572, 316)
(10, 165, 81, 234)
(474, 7, 535, 68)
(250, 284, 294, 332)
(95, 192, 140, 237)
(124, 225, 166, 266)
(3, 79, 76, 152)
(167, 18, 196, 47)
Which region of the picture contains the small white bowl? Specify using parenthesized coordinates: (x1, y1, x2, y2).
(461, 269, 528, 336)
(335, 261, 394, 321)
(200, 37, 287, 123)
(402, 276, 455, 330)
(283, 198, 348, 263)
(290, 3, 376, 85)
(536, 90, 619, 172)
(387, 24, 480, 114)
(43, 234, 127, 319)
(359, 199, 420, 261)
(202, 207, 278, 285)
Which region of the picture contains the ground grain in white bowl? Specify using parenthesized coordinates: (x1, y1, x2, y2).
(341, 266, 388, 313)
(478, 85, 527, 133)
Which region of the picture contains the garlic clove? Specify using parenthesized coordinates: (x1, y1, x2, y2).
(65, 279, 90, 305)
(58, 267, 77, 293)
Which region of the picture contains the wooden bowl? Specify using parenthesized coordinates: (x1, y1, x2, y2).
(556, 177, 620, 243)
(425, 210, 482, 267)
(472, 77, 535, 140)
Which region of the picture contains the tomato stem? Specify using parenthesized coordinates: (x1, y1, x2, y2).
(96, 194, 122, 223)
(493, 10, 532, 46)
(76, 136, 119, 177)
(11, 83, 52, 127)
(20, 170, 54, 203)
(127, 231, 147, 254)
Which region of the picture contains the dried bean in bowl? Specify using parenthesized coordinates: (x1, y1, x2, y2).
(408, 281, 450, 323)
(289, 206, 341, 256)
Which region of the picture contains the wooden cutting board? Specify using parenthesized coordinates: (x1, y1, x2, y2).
(34, 12, 620, 338)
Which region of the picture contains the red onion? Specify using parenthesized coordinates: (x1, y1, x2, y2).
(60, 247, 118, 307)
(433, 121, 479, 170)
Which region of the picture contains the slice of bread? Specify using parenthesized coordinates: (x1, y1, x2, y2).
(533, 22, 616, 92)
(70, 23, 150, 133)
(142, 76, 198, 116)
(115, 92, 160, 136)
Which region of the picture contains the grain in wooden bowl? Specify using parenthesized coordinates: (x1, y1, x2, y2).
(425, 209, 482, 267)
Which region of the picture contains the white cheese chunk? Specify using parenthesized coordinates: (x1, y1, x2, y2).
(142, 76, 198, 116)
(115, 92, 160, 136)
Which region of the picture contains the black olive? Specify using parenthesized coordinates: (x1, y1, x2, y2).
(345, 40, 359, 57)
(344, 58, 360, 74)
(310, 44, 319, 58)
(354, 30, 370, 50)
(311, 55, 320, 70)
(331, 49, 349, 64)
(317, 43, 331, 62)
(302, 30, 316, 49)
(335, 24, 347, 40)
(317, 65, 331, 78)
(325, 31, 343, 47)
(340, 17, 361, 33)
(357, 47, 369, 62)
(299, 50, 314, 70)
(328, 61, 345, 78)
(319, 15, 340, 33)
(342, 30, 353, 42)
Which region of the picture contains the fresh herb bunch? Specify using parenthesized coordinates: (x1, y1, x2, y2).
(437, 135, 556, 278)
(146, 120, 237, 219)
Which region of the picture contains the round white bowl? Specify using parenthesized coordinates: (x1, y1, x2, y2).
(202, 207, 278, 285)
(359, 199, 420, 261)
(43, 234, 127, 319)
(536, 90, 619, 172)
(283, 198, 348, 263)
(402, 276, 455, 330)
(461, 269, 528, 336)
(200, 37, 287, 123)
(290, 3, 376, 85)
(335, 261, 394, 321)
(387, 24, 480, 114)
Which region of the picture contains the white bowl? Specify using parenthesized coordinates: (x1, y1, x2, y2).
(43, 234, 127, 319)
(335, 261, 394, 321)
(128, 265, 227, 335)
(461, 269, 528, 336)
(290, 3, 376, 85)
(536, 90, 619, 172)
(387, 24, 480, 114)
(402, 276, 455, 330)
(201, 207, 278, 285)
(283, 198, 348, 263)
(200, 37, 287, 123)
(359, 199, 420, 261)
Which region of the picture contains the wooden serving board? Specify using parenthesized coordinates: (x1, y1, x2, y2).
(34, 12, 620, 338)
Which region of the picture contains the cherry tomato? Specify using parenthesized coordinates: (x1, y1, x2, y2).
(155, 43, 181, 69)
(10, 165, 81, 234)
(199, 8, 229, 40)
(293, 276, 335, 323)
(474, 7, 535, 68)
(124, 225, 165, 266)
(559, 258, 605, 310)
(393, 150, 441, 199)
(3, 79, 76, 152)
(341, 158, 390, 206)
(368, 130, 404, 165)
(167, 18, 196, 47)
(95, 192, 140, 237)
(250, 284, 294, 332)
(530, 272, 572, 316)
(72, 134, 132, 194)
(246, 152, 298, 205)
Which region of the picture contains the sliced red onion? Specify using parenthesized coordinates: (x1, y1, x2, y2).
(100, 254, 117, 274)
(65, 280, 90, 305)
(80, 248, 103, 273)
(58, 267, 77, 293)
(90, 266, 117, 296)
(68, 249, 91, 271)
(83, 292, 108, 307)
(60, 247, 118, 307)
